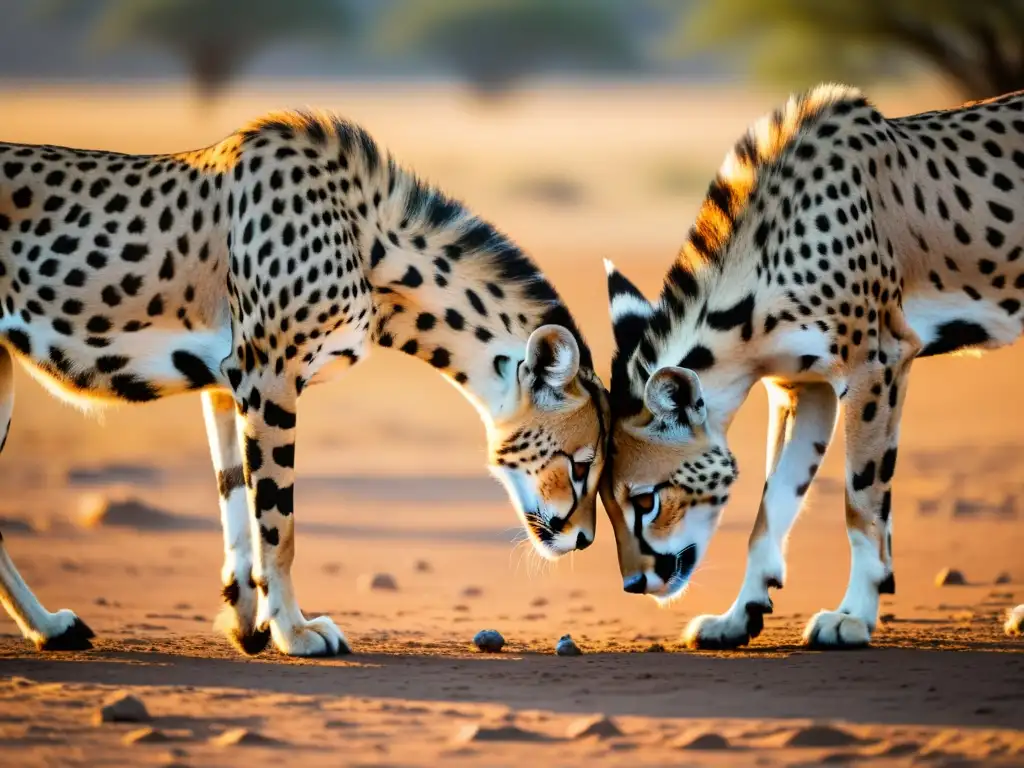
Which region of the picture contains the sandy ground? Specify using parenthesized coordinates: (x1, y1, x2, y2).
(1, 82, 1022, 766)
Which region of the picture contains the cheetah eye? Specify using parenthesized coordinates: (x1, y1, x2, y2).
(630, 492, 656, 515)
(571, 460, 591, 482)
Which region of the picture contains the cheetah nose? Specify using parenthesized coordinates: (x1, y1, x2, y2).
(623, 573, 648, 594)
(575, 531, 592, 550)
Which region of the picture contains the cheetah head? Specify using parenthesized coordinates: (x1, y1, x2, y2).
(601, 265, 738, 602)
(487, 325, 609, 560)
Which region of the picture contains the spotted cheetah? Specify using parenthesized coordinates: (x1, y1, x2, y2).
(601, 84, 1024, 649)
(0, 111, 607, 655)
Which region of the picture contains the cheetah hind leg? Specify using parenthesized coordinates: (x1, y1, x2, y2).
(203, 391, 270, 655)
(0, 347, 94, 650)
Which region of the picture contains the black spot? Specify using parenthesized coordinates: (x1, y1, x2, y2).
(679, 345, 715, 371)
(919, 320, 990, 357)
(254, 478, 279, 514)
(5, 329, 31, 355)
(52, 235, 78, 255)
(276, 484, 294, 515)
(245, 435, 263, 473)
(430, 347, 451, 368)
(260, 525, 279, 546)
(172, 350, 216, 389)
(466, 289, 487, 316)
(264, 399, 297, 429)
(799, 354, 818, 371)
(272, 443, 295, 468)
(370, 238, 386, 267)
(880, 490, 892, 522)
(879, 447, 898, 483)
(222, 579, 240, 605)
(110, 374, 159, 402)
(445, 308, 465, 330)
(852, 461, 876, 492)
(12, 187, 32, 209)
(95, 355, 129, 373)
(397, 266, 422, 288)
(706, 293, 755, 341)
(862, 401, 877, 422)
(121, 243, 148, 262)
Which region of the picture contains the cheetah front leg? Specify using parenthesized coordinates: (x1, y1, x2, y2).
(685, 381, 838, 649)
(0, 346, 94, 650)
(202, 391, 269, 655)
(803, 325, 918, 649)
(234, 375, 349, 657)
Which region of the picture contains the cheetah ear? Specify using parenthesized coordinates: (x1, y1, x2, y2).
(643, 366, 706, 428)
(605, 259, 654, 352)
(524, 324, 580, 391)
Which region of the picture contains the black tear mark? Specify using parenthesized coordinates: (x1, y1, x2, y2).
(263, 400, 296, 429)
(879, 447, 898, 483)
(919, 320, 990, 357)
(707, 293, 755, 342)
(852, 460, 876, 491)
(679, 345, 715, 371)
(172, 350, 217, 389)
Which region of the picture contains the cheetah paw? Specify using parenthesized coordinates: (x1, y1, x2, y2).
(683, 600, 771, 650)
(272, 615, 351, 657)
(34, 609, 94, 651)
(802, 610, 870, 649)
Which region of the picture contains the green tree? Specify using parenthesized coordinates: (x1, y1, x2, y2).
(382, 0, 642, 99)
(671, 0, 1024, 102)
(46, 0, 357, 101)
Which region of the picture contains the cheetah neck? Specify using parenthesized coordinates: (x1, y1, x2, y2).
(362, 169, 592, 425)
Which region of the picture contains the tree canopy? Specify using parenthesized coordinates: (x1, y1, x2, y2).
(47, 0, 357, 101)
(673, 0, 1024, 101)
(382, 0, 642, 98)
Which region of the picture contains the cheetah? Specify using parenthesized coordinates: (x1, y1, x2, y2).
(0, 111, 608, 655)
(601, 84, 1024, 649)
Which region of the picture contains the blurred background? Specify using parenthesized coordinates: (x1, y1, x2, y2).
(2, 1, 1023, 639)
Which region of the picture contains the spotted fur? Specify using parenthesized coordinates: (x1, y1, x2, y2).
(0, 110, 607, 655)
(602, 84, 1024, 649)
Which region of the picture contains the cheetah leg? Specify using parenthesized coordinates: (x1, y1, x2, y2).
(685, 381, 837, 649)
(203, 390, 269, 655)
(236, 376, 349, 657)
(803, 325, 918, 649)
(0, 346, 94, 650)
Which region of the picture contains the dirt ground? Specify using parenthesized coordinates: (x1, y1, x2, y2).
(0, 81, 1022, 766)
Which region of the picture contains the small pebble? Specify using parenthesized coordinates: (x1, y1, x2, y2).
(95, 693, 150, 724)
(461, 586, 483, 598)
(995, 571, 1013, 585)
(643, 642, 666, 653)
(211, 728, 278, 747)
(555, 634, 582, 656)
(414, 559, 432, 573)
(472, 629, 505, 653)
(675, 732, 731, 750)
(530, 596, 549, 607)
(566, 715, 622, 740)
(879, 613, 896, 623)
(357, 572, 398, 592)
(122, 727, 169, 745)
(935, 567, 967, 587)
